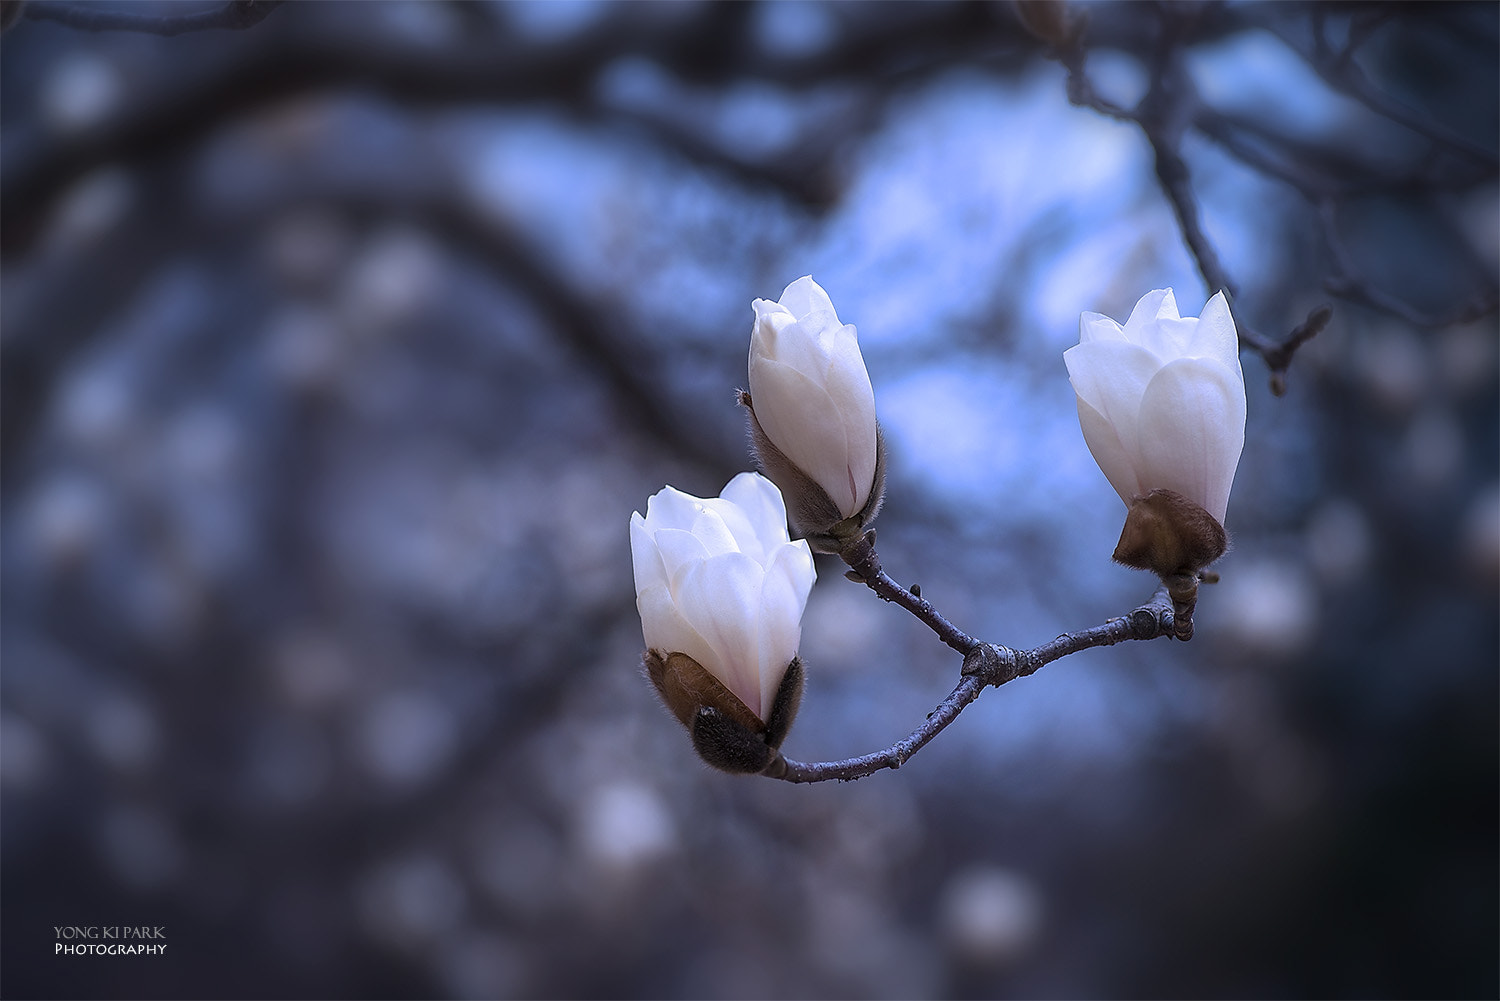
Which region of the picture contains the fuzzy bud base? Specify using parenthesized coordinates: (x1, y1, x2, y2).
(644, 650, 804, 774)
(1112, 488, 1228, 577)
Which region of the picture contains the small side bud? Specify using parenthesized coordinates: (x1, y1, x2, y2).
(1112, 488, 1228, 577)
(644, 650, 804, 775)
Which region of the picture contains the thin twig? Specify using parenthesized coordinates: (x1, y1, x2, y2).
(837, 532, 980, 655)
(1149, 127, 1235, 300)
(773, 586, 1176, 783)
(21, 0, 284, 35)
(1300, 10, 1498, 169)
(1057, 19, 1330, 390)
(1319, 198, 1500, 328)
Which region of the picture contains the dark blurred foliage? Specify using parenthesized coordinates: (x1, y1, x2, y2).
(1, 2, 1496, 999)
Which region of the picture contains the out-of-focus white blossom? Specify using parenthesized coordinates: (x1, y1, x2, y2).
(1064, 288, 1246, 525)
(748, 276, 881, 526)
(630, 473, 814, 722)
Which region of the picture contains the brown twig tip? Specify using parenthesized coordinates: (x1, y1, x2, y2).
(1264, 303, 1333, 396)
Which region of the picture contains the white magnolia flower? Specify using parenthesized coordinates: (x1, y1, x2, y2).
(749, 276, 880, 521)
(1064, 288, 1246, 525)
(630, 472, 815, 723)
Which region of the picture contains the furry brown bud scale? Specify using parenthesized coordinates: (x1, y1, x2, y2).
(1112, 488, 1228, 577)
(645, 650, 804, 775)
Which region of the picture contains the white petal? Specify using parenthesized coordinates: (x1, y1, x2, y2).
(753, 313, 828, 382)
(1122, 288, 1178, 345)
(1193, 291, 1243, 374)
(751, 299, 797, 348)
(1064, 339, 1161, 461)
(1134, 358, 1246, 523)
(636, 582, 715, 668)
(751, 355, 863, 516)
(1075, 395, 1142, 506)
(651, 527, 711, 586)
(757, 541, 815, 717)
(1152, 315, 1200, 360)
(674, 553, 766, 719)
(778, 275, 838, 323)
(644, 484, 708, 532)
(629, 513, 668, 596)
(1079, 311, 1126, 344)
(719, 472, 792, 550)
(751, 297, 793, 325)
(820, 328, 878, 511)
(687, 505, 743, 558)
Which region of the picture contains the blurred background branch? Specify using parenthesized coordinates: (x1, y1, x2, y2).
(10, 0, 284, 36)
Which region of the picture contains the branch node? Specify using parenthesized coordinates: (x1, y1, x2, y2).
(962, 643, 1021, 686)
(1129, 607, 1160, 637)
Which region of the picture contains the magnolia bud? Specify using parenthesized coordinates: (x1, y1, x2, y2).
(1064, 288, 1246, 528)
(630, 473, 816, 772)
(746, 276, 886, 552)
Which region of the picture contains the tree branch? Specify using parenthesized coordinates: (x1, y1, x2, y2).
(1294, 10, 1498, 170)
(1318, 198, 1500, 328)
(837, 531, 980, 655)
(1063, 23, 1330, 396)
(772, 584, 1177, 783)
(20, 0, 284, 35)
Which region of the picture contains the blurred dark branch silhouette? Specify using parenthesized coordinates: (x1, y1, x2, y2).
(1318, 197, 1500, 328)
(1283, 7, 1497, 169)
(17, 0, 284, 35)
(1052, 0, 1497, 393)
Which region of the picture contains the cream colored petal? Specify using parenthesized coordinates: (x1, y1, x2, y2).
(1135, 358, 1246, 523)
